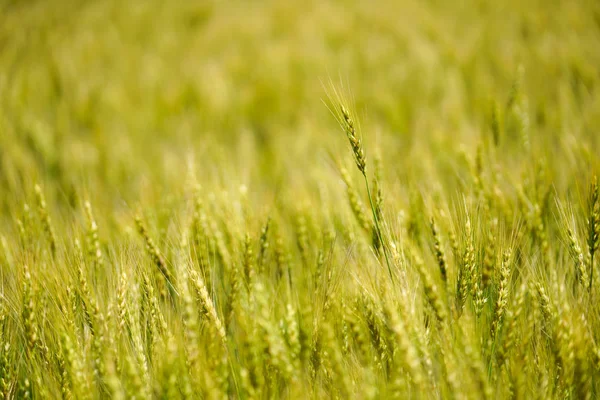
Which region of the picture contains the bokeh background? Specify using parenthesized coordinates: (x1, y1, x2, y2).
(1, 0, 599, 213)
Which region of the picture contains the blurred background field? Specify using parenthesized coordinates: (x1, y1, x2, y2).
(1, 0, 599, 212)
(1, 0, 600, 398)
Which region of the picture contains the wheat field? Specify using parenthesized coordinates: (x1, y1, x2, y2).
(1, 0, 600, 398)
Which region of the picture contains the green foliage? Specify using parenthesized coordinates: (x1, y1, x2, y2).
(1, 0, 600, 398)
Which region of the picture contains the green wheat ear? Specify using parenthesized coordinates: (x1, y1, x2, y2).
(34, 184, 57, 255)
(325, 85, 395, 282)
(339, 104, 367, 176)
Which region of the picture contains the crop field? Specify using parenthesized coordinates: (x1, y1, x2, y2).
(1, 0, 600, 398)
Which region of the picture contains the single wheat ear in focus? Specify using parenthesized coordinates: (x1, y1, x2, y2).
(326, 87, 394, 282)
(339, 104, 367, 176)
